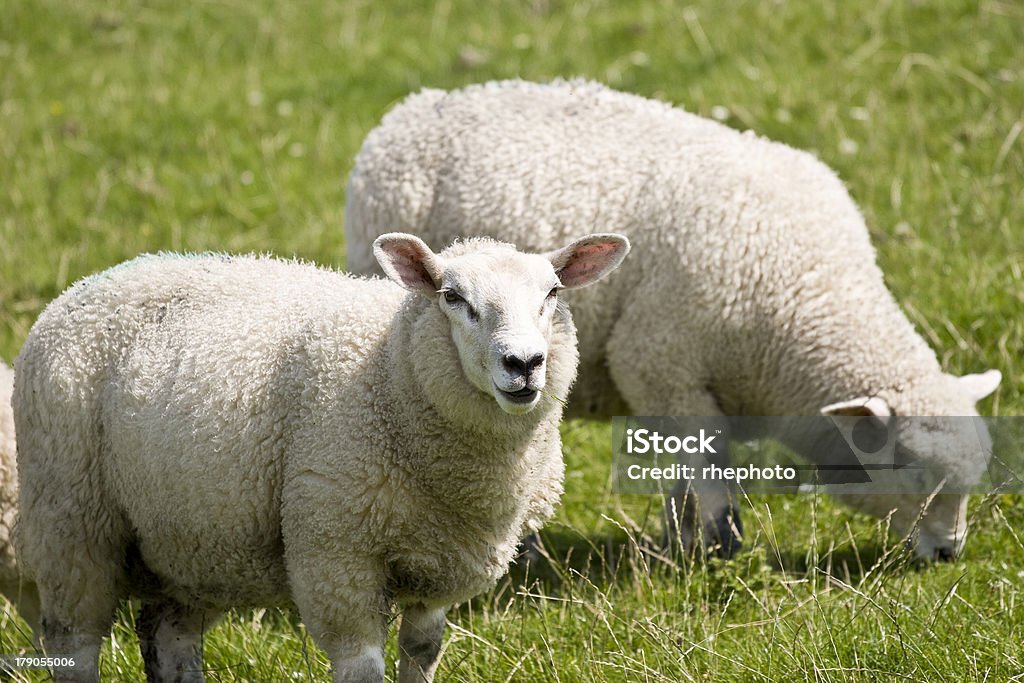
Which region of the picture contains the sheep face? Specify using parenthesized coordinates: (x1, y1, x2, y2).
(822, 369, 1000, 560)
(436, 250, 560, 415)
(373, 233, 630, 415)
(882, 415, 987, 561)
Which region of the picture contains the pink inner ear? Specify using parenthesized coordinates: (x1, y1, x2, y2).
(389, 244, 425, 279)
(388, 241, 421, 263)
(380, 240, 435, 291)
(560, 242, 618, 286)
(572, 243, 617, 261)
(393, 259, 426, 283)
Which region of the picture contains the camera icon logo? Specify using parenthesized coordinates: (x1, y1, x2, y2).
(810, 405, 928, 491)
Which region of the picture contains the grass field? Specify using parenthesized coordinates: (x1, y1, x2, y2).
(1, 0, 1023, 680)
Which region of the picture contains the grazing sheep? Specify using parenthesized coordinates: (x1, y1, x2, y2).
(344, 78, 1001, 561)
(13, 232, 629, 683)
(0, 363, 39, 631)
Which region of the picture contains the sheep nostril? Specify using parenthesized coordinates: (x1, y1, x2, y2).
(503, 352, 545, 376)
(935, 546, 955, 562)
(502, 354, 527, 374)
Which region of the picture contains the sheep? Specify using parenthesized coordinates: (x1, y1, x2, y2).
(344, 78, 1001, 561)
(0, 362, 39, 632)
(13, 232, 630, 683)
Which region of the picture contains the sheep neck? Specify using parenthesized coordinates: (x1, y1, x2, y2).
(756, 275, 944, 415)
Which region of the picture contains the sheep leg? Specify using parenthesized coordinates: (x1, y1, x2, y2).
(397, 604, 446, 683)
(296, 586, 388, 683)
(283, 472, 393, 683)
(28, 519, 123, 683)
(37, 621, 95, 683)
(629, 411, 739, 558)
(663, 462, 743, 559)
(135, 599, 212, 683)
(609, 373, 742, 554)
(607, 310, 743, 557)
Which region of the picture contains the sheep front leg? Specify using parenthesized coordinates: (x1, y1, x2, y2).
(397, 604, 446, 683)
(329, 646, 386, 683)
(295, 592, 387, 683)
(661, 414, 741, 558)
(292, 578, 389, 683)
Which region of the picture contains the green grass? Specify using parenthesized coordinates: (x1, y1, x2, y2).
(1, 0, 1022, 680)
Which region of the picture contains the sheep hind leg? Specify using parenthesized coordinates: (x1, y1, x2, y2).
(609, 372, 742, 556)
(40, 619, 105, 683)
(663, 469, 744, 560)
(657, 411, 742, 559)
(607, 314, 743, 558)
(135, 599, 214, 683)
(33, 547, 123, 682)
(397, 604, 446, 683)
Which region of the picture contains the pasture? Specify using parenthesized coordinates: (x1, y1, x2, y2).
(1, 0, 1022, 680)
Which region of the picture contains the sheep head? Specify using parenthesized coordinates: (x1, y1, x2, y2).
(374, 232, 629, 416)
(821, 369, 1001, 561)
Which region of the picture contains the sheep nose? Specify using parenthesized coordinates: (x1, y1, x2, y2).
(934, 546, 956, 562)
(502, 352, 545, 375)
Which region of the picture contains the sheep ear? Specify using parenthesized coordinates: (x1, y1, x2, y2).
(546, 233, 630, 289)
(821, 396, 892, 419)
(373, 233, 443, 295)
(958, 369, 1001, 403)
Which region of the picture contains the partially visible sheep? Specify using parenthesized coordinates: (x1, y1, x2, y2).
(0, 362, 38, 632)
(14, 233, 629, 683)
(344, 78, 1001, 561)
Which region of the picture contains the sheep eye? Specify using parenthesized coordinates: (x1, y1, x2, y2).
(441, 289, 478, 320)
(540, 287, 560, 316)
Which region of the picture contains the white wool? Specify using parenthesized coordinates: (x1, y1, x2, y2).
(13, 244, 582, 679)
(344, 79, 999, 558)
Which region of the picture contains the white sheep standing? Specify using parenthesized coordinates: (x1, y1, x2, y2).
(13, 232, 630, 683)
(344, 79, 1001, 561)
(0, 362, 38, 630)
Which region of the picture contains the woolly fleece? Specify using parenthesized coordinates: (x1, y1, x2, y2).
(344, 79, 999, 556)
(14, 246, 577, 679)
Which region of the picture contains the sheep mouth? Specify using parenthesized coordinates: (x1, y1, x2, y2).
(497, 385, 539, 403)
